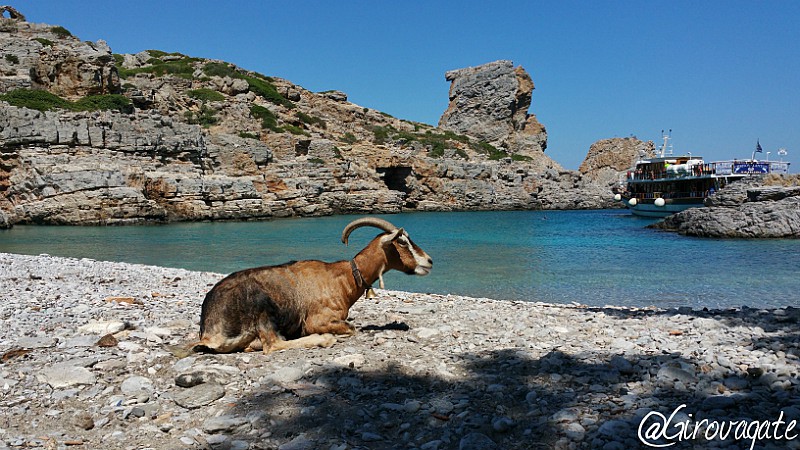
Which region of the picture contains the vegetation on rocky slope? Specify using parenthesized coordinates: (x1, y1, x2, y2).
(129, 51, 520, 159)
(0, 89, 133, 113)
(107, 47, 518, 162)
(116, 51, 200, 79)
(369, 125, 532, 161)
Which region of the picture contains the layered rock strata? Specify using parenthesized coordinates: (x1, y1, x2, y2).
(3, 106, 604, 226)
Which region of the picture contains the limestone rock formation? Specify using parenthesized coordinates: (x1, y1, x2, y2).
(0, 17, 119, 98)
(651, 175, 800, 238)
(0, 207, 10, 227)
(0, 5, 25, 21)
(579, 137, 655, 187)
(438, 60, 547, 158)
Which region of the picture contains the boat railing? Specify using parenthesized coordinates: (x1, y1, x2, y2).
(627, 165, 714, 181)
(628, 159, 790, 181)
(633, 191, 711, 200)
(713, 160, 791, 176)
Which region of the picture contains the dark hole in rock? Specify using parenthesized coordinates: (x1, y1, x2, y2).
(377, 166, 412, 194)
(295, 140, 311, 156)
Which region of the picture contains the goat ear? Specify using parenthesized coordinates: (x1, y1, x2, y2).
(380, 228, 403, 246)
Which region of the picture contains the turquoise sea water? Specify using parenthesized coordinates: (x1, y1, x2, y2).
(1, 210, 798, 309)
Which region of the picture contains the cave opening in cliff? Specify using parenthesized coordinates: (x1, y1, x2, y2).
(376, 166, 412, 194)
(295, 140, 311, 156)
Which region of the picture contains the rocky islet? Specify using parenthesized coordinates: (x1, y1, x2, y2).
(651, 174, 800, 238)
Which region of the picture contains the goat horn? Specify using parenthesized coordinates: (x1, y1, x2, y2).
(341, 217, 398, 245)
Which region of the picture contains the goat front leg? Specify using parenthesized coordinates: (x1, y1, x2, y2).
(270, 333, 337, 352)
(304, 305, 356, 336)
(306, 319, 356, 336)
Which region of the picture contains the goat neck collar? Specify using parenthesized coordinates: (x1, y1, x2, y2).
(350, 259, 366, 289)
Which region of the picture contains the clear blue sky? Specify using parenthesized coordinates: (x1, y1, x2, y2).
(14, 1, 800, 169)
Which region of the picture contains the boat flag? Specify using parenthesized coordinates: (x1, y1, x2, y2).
(756, 140, 763, 153)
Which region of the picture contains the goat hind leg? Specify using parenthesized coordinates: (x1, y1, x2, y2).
(253, 325, 281, 355)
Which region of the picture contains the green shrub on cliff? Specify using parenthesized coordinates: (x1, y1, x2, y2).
(201, 62, 294, 109)
(469, 141, 532, 161)
(34, 37, 54, 47)
(371, 125, 392, 145)
(202, 62, 239, 79)
(243, 75, 294, 109)
(115, 56, 294, 108)
(184, 104, 218, 128)
(283, 124, 309, 136)
(0, 89, 133, 114)
(250, 105, 281, 132)
(73, 94, 134, 114)
(370, 125, 471, 159)
(188, 89, 225, 102)
(144, 50, 170, 59)
(0, 89, 72, 111)
(50, 26, 72, 39)
(296, 111, 326, 129)
(238, 132, 260, 140)
(116, 51, 200, 80)
(471, 141, 505, 160)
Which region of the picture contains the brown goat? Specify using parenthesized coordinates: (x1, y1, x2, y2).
(190, 217, 432, 354)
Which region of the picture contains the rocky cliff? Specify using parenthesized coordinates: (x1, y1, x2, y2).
(650, 175, 800, 238)
(0, 12, 614, 227)
(579, 137, 655, 187)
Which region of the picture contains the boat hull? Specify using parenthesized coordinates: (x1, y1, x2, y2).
(628, 202, 700, 218)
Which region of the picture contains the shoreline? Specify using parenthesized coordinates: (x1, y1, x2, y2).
(1, 252, 798, 449)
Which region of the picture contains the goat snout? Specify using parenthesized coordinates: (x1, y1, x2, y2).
(415, 256, 433, 276)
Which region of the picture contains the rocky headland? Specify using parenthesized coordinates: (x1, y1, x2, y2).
(1, 252, 799, 450)
(0, 11, 634, 229)
(651, 174, 800, 238)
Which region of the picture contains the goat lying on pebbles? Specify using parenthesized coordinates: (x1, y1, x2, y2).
(189, 217, 433, 354)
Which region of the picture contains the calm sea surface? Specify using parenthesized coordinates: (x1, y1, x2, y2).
(1, 210, 798, 309)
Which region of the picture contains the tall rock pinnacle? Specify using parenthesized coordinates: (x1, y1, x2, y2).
(438, 60, 547, 157)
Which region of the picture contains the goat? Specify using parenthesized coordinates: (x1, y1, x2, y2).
(190, 217, 432, 354)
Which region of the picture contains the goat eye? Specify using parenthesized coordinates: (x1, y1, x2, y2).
(397, 239, 409, 247)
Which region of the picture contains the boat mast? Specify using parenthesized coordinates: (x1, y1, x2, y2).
(659, 129, 672, 157)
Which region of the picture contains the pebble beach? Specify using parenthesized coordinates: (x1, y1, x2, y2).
(1, 252, 799, 450)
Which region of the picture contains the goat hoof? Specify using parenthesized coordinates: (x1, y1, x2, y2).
(319, 333, 337, 348)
